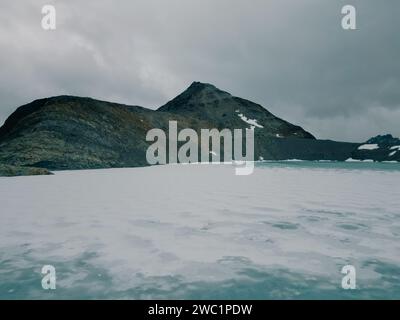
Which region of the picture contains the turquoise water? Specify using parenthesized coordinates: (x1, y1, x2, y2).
(0, 162, 399, 300)
(1, 251, 399, 300)
(0, 253, 400, 300)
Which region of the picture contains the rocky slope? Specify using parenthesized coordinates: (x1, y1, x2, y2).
(159, 82, 358, 161)
(350, 134, 400, 162)
(159, 82, 315, 139)
(0, 82, 396, 176)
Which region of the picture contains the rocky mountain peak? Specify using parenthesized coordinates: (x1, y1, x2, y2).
(158, 82, 232, 112)
(4, 80, 385, 177)
(366, 134, 399, 145)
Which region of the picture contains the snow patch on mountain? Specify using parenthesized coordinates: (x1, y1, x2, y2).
(236, 112, 264, 129)
(358, 144, 379, 150)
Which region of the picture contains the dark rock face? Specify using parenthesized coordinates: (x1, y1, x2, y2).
(159, 82, 358, 162)
(0, 164, 52, 177)
(351, 134, 400, 162)
(0, 96, 157, 170)
(366, 134, 400, 146)
(0, 82, 396, 176)
(159, 82, 315, 139)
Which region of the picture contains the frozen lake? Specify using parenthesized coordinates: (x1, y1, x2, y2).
(1, 162, 399, 299)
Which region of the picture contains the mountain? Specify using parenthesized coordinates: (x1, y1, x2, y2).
(0, 82, 395, 176)
(159, 82, 315, 139)
(0, 95, 183, 170)
(350, 134, 400, 162)
(159, 82, 358, 162)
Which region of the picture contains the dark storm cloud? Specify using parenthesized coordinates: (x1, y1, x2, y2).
(0, 0, 399, 141)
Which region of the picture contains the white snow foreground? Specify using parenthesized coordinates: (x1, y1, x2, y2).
(0, 164, 399, 297)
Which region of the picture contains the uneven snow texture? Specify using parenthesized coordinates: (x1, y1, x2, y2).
(1, 164, 400, 299)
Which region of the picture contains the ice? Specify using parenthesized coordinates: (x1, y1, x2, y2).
(1, 163, 399, 299)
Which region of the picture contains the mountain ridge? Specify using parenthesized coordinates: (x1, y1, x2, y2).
(159, 81, 315, 140)
(0, 82, 397, 176)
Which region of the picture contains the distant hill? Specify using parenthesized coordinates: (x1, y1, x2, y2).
(0, 82, 397, 176)
(350, 134, 400, 162)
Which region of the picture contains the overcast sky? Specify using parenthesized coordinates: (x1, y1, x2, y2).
(0, 0, 399, 142)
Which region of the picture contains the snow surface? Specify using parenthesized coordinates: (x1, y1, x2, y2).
(358, 144, 379, 150)
(345, 158, 360, 162)
(346, 158, 374, 162)
(237, 113, 264, 129)
(1, 164, 400, 299)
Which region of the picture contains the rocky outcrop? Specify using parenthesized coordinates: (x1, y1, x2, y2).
(0, 82, 396, 176)
(350, 134, 400, 162)
(159, 82, 315, 139)
(0, 164, 52, 177)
